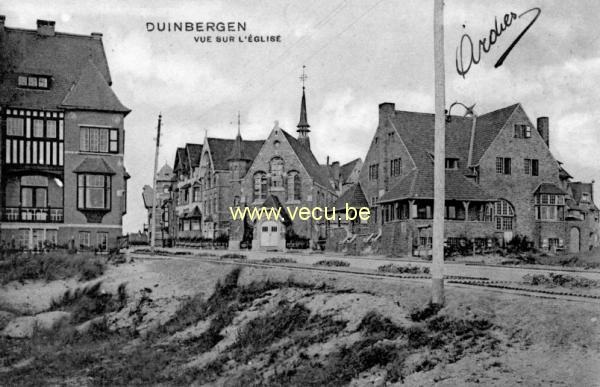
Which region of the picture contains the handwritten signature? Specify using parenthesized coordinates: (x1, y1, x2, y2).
(456, 7, 541, 78)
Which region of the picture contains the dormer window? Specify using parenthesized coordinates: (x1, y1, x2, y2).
(445, 158, 459, 169)
(581, 192, 591, 203)
(18, 74, 51, 90)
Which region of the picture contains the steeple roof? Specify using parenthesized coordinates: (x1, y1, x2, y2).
(227, 132, 253, 161)
(297, 87, 310, 132)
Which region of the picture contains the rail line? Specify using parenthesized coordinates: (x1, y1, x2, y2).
(129, 252, 600, 304)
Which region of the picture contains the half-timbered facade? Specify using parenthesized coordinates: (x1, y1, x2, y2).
(0, 17, 130, 250)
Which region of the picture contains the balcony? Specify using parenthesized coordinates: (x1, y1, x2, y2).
(2, 207, 64, 223)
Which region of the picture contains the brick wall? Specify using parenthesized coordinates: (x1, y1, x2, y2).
(358, 103, 417, 233)
(478, 105, 562, 245)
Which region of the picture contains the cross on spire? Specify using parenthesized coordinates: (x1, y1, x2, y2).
(299, 65, 308, 89)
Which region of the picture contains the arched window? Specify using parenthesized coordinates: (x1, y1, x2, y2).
(253, 172, 267, 201)
(287, 171, 301, 201)
(495, 199, 515, 230)
(269, 157, 284, 188)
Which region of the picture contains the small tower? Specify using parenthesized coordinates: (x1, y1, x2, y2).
(227, 112, 251, 181)
(297, 65, 311, 149)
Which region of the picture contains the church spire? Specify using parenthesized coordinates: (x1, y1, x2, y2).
(227, 112, 250, 161)
(297, 65, 311, 148)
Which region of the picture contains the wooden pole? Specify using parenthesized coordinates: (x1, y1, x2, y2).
(150, 114, 162, 252)
(432, 0, 445, 305)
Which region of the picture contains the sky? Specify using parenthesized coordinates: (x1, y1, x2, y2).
(3, 0, 599, 232)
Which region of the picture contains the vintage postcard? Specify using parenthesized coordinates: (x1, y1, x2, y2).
(0, 1, 598, 385)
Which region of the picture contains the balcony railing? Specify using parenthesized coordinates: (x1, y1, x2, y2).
(2, 207, 64, 223)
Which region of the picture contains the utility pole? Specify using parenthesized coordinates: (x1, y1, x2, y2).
(150, 114, 162, 253)
(432, 0, 445, 305)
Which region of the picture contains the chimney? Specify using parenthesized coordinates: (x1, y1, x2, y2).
(379, 102, 395, 127)
(36, 19, 55, 36)
(326, 156, 330, 166)
(0, 15, 5, 30)
(331, 161, 341, 181)
(537, 117, 549, 147)
(91, 32, 103, 40)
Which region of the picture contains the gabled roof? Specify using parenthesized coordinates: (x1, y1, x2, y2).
(173, 147, 188, 173)
(156, 163, 173, 181)
(377, 103, 523, 204)
(470, 104, 519, 165)
(281, 130, 332, 189)
(568, 182, 594, 204)
(333, 183, 368, 211)
(60, 60, 129, 113)
(72, 157, 116, 175)
(558, 163, 573, 180)
(0, 25, 123, 111)
(185, 143, 203, 167)
(340, 158, 361, 183)
(207, 137, 263, 170)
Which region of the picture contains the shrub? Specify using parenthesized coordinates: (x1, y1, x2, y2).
(409, 302, 443, 322)
(262, 257, 297, 264)
(220, 253, 247, 260)
(49, 282, 128, 324)
(357, 311, 405, 339)
(523, 273, 600, 288)
(313, 259, 350, 267)
(378, 264, 430, 275)
(0, 252, 107, 284)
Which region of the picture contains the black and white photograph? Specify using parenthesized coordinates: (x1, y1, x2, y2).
(0, 0, 599, 385)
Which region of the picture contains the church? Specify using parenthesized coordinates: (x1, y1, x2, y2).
(229, 85, 346, 250)
(164, 74, 361, 250)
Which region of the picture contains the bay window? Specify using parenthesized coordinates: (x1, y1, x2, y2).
(77, 174, 112, 210)
(535, 194, 565, 221)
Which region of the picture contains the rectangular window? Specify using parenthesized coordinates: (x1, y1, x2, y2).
(77, 174, 111, 210)
(369, 164, 379, 180)
(80, 127, 118, 153)
(390, 158, 402, 177)
(109, 129, 118, 152)
(532, 159, 539, 176)
(28, 77, 38, 87)
(33, 119, 44, 137)
(7, 117, 25, 136)
(79, 231, 91, 248)
(445, 205, 456, 219)
(97, 232, 108, 251)
(17, 76, 27, 86)
(46, 121, 57, 138)
(504, 158, 511, 175)
(524, 158, 531, 175)
(496, 157, 503, 174)
(445, 158, 458, 169)
(37, 77, 48, 88)
(514, 124, 531, 138)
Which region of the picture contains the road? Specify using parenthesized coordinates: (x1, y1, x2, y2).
(129, 247, 600, 283)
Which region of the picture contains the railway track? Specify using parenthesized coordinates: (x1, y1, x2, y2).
(129, 252, 600, 304)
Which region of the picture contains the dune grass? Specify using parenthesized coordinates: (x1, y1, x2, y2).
(0, 252, 106, 285)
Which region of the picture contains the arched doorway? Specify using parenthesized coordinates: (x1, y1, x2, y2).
(569, 227, 580, 253)
(495, 199, 515, 243)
